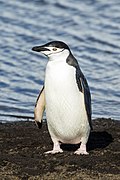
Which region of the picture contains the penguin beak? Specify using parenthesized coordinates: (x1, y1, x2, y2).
(32, 45, 50, 52)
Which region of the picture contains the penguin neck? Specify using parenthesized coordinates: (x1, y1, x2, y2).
(48, 49, 70, 62)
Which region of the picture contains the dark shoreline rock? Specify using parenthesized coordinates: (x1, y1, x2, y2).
(0, 118, 120, 179)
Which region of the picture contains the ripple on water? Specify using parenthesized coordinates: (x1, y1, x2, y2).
(0, 0, 120, 121)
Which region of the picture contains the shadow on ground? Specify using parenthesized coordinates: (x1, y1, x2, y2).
(61, 131, 113, 152)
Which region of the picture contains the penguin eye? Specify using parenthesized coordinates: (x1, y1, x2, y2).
(52, 47, 57, 51)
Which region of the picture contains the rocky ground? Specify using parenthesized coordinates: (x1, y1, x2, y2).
(0, 118, 120, 180)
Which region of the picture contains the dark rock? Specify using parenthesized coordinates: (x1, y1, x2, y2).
(0, 118, 119, 179)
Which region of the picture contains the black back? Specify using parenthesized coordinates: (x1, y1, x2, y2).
(66, 53, 93, 130)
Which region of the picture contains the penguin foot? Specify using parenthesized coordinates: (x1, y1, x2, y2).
(44, 141, 63, 154)
(74, 149, 89, 155)
(74, 144, 89, 155)
(44, 149, 63, 154)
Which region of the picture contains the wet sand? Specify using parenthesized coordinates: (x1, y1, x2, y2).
(0, 118, 120, 179)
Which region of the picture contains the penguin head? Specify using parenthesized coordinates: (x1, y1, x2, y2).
(32, 41, 70, 60)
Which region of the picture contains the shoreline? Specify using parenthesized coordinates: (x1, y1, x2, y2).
(0, 118, 120, 179)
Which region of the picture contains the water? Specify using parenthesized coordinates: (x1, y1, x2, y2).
(0, 0, 120, 122)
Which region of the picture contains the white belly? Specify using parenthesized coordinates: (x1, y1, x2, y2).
(45, 60, 89, 144)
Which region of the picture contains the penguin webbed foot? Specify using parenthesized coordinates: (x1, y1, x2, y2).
(44, 149, 63, 154)
(44, 140, 63, 154)
(74, 143, 89, 155)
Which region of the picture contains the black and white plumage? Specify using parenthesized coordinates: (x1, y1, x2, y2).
(32, 41, 92, 155)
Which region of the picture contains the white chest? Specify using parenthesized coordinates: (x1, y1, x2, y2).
(44, 60, 88, 142)
(45, 60, 81, 104)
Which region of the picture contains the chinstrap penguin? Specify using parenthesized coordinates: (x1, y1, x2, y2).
(32, 41, 92, 155)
